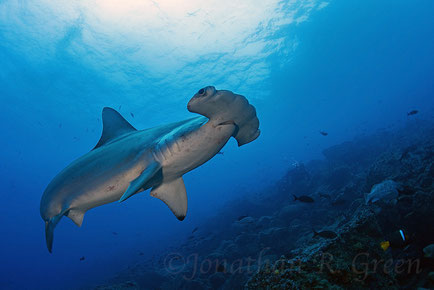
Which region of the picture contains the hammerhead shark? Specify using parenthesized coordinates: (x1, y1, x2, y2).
(40, 86, 260, 252)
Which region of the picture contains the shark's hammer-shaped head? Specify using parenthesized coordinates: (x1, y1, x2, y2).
(187, 86, 260, 146)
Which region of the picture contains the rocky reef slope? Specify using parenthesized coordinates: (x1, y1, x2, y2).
(95, 121, 434, 289)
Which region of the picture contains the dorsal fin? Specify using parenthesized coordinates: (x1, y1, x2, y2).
(93, 107, 137, 150)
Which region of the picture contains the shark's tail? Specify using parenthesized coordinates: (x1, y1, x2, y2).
(45, 221, 55, 253)
(44, 212, 65, 253)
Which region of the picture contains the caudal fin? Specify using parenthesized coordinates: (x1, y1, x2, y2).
(292, 194, 298, 201)
(44, 213, 64, 253)
(45, 221, 55, 253)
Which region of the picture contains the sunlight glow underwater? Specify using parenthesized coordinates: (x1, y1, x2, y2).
(1, 0, 325, 105)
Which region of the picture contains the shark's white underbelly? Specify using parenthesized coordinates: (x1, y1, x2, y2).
(154, 121, 235, 181)
(69, 160, 146, 212)
(42, 144, 150, 218)
(43, 120, 234, 219)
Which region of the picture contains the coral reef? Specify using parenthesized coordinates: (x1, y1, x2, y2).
(94, 122, 434, 289)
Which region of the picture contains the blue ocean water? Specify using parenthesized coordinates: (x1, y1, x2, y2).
(0, 0, 433, 289)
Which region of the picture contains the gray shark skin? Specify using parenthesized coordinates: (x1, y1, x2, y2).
(40, 86, 260, 253)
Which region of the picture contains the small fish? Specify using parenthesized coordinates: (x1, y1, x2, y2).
(423, 244, 434, 258)
(319, 131, 328, 136)
(407, 110, 418, 116)
(192, 227, 198, 233)
(340, 213, 350, 223)
(216, 263, 226, 273)
(217, 151, 224, 155)
(403, 211, 415, 219)
(112, 232, 118, 235)
(365, 180, 400, 204)
(313, 230, 337, 239)
(380, 229, 410, 251)
(79, 256, 85, 261)
(331, 198, 347, 206)
(292, 194, 314, 203)
(319, 193, 331, 199)
(119, 105, 122, 110)
(130, 112, 134, 118)
(237, 215, 249, 221)
(58, 123, 62, 129)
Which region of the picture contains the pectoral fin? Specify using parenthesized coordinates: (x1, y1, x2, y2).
(150, 177, 187, 221)
(119, 161, 161, 202)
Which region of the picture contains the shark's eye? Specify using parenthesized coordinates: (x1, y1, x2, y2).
(198, 88, 205, 95)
